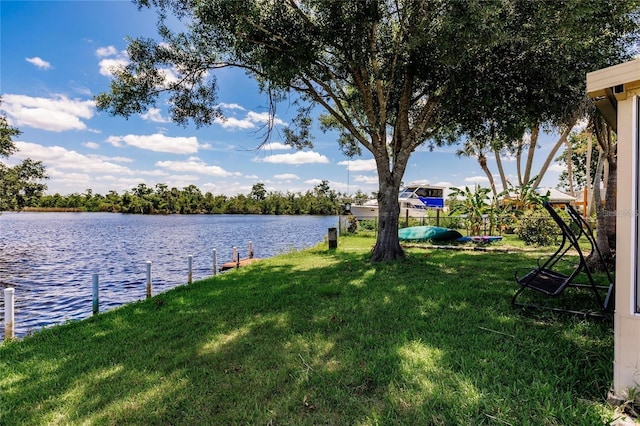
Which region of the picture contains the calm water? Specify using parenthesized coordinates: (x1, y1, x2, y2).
(0, 213, 338, 339)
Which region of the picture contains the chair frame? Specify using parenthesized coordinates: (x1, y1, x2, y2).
(512, 202, 614, 316)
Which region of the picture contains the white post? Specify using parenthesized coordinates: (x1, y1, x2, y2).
(188, 255, 193, 284)
(92, 274, 99, 315)
(146, 261, 152, 298)
(213, 249, 218, 276)
(249, 241, 254, 259)
(4, 287, 15, 340)
(232, 246, 237, 267)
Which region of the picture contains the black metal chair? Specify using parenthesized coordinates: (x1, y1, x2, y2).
(512, 202, 614, 316)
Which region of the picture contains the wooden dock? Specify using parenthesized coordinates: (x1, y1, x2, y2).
(219, 257, 261, 272)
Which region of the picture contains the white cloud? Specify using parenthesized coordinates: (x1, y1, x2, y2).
(464, 176, 490, 184)
(106, 133, 199, 154)
(246, 111, 286, 126)
(304, 178, 325, 186)
(258, 151, 330, 165)
(98, 57, 129, 77)
(273, 173, 300, 180)
(83, 142, 100, 149)
(95, 45, 118, 57)
(155, 158, 233, 177)
(2, 94, 94, 132)
(548, 163, 565, 173)
(214, 110, 287, 130)
(159, 66, 181, 84)
(87, 154, 134, 163)
(263, 142, 292, 151)
(215, 116, 256, 129)
(433, 181, 452, 189)
(96, 46, 129, 76)
(140, 108, 170, 123)
(406, 179, 431, 186)
(337, 158, 377, 172)
(353, 174, 378, 184)
(304, 178, 347, 192)
(217, 103, 245, 110)
(25, 57, 51, 70)
(14, 141, 133, 174)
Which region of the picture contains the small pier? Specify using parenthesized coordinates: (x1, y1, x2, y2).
(219, 257, 261, 271)
(219, 243, 259, 272)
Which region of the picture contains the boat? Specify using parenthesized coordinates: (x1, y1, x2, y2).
(349, 184, 445, 220)
(398, 226, 463, 242)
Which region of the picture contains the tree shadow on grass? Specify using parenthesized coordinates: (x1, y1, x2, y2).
(0, 248, 614, 425)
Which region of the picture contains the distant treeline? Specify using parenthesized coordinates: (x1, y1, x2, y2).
(16, 181, 372, 215)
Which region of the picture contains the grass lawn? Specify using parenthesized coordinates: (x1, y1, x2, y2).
(0, 234, 623, 425)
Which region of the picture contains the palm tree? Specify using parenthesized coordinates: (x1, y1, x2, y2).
(456, 138, 498, 198)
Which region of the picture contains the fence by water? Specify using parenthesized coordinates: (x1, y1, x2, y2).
(1, 241, 259, 343)
(0, 213, 338, 341)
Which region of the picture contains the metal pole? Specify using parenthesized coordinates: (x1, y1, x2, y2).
(92, 274, 99, 315)
(188, 255, 193, 284)
(213, 249, 218, 276)
(4, 287, 15, 340)
(146, 261, 152, 298)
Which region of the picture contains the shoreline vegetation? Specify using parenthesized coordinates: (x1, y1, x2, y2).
(0, 233, 625, 424)
(4, 181, 356, 215)
(20, 207, 84, 213)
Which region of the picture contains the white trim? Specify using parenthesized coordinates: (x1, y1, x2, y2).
(630, 95, 640, 316)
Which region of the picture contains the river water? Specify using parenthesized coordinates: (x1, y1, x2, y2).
(0, 212, 338, 339)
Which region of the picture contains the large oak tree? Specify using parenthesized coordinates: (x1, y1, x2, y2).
(96, 0, 638, 261)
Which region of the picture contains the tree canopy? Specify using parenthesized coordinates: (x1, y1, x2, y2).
(97, 0, 640, 261)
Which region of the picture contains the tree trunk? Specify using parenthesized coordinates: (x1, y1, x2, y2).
(587, 143, 616, 271)
(523, 124, 540, 185)
(605, 154, 617, 252)
(493, 146, 508, 193)
(478, 154, 497, 198)
(371, 174, 404, 262)
(566, 139, 575, 196)
(532, 117, 577, 189)
(584, 130, 593, 214)
(588, 149, 604, 217)
(516, 144, 523, 186)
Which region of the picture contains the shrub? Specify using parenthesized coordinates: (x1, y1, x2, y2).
(515, 208, 559, 246)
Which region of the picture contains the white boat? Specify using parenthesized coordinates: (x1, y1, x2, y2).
(349, 184, 445, 220)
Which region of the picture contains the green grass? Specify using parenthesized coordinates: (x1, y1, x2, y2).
(0, 234, 620, 425)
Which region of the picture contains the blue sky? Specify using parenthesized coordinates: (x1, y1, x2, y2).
(0, 1, 568, 198)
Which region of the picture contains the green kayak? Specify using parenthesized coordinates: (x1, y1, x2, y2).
(398, 226, 463, 242)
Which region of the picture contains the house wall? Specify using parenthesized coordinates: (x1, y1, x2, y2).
(587, 58, 640, 397)
(613, 90, 640, 396)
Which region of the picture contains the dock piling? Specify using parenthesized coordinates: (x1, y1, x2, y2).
(4, 287, 15, 340)
(213, 249, 218, 276)
(146, 261, 152, 298)
(188, 255, 193, 284)
(328, 227, 338, 249)
(92, 274, 99, 315)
